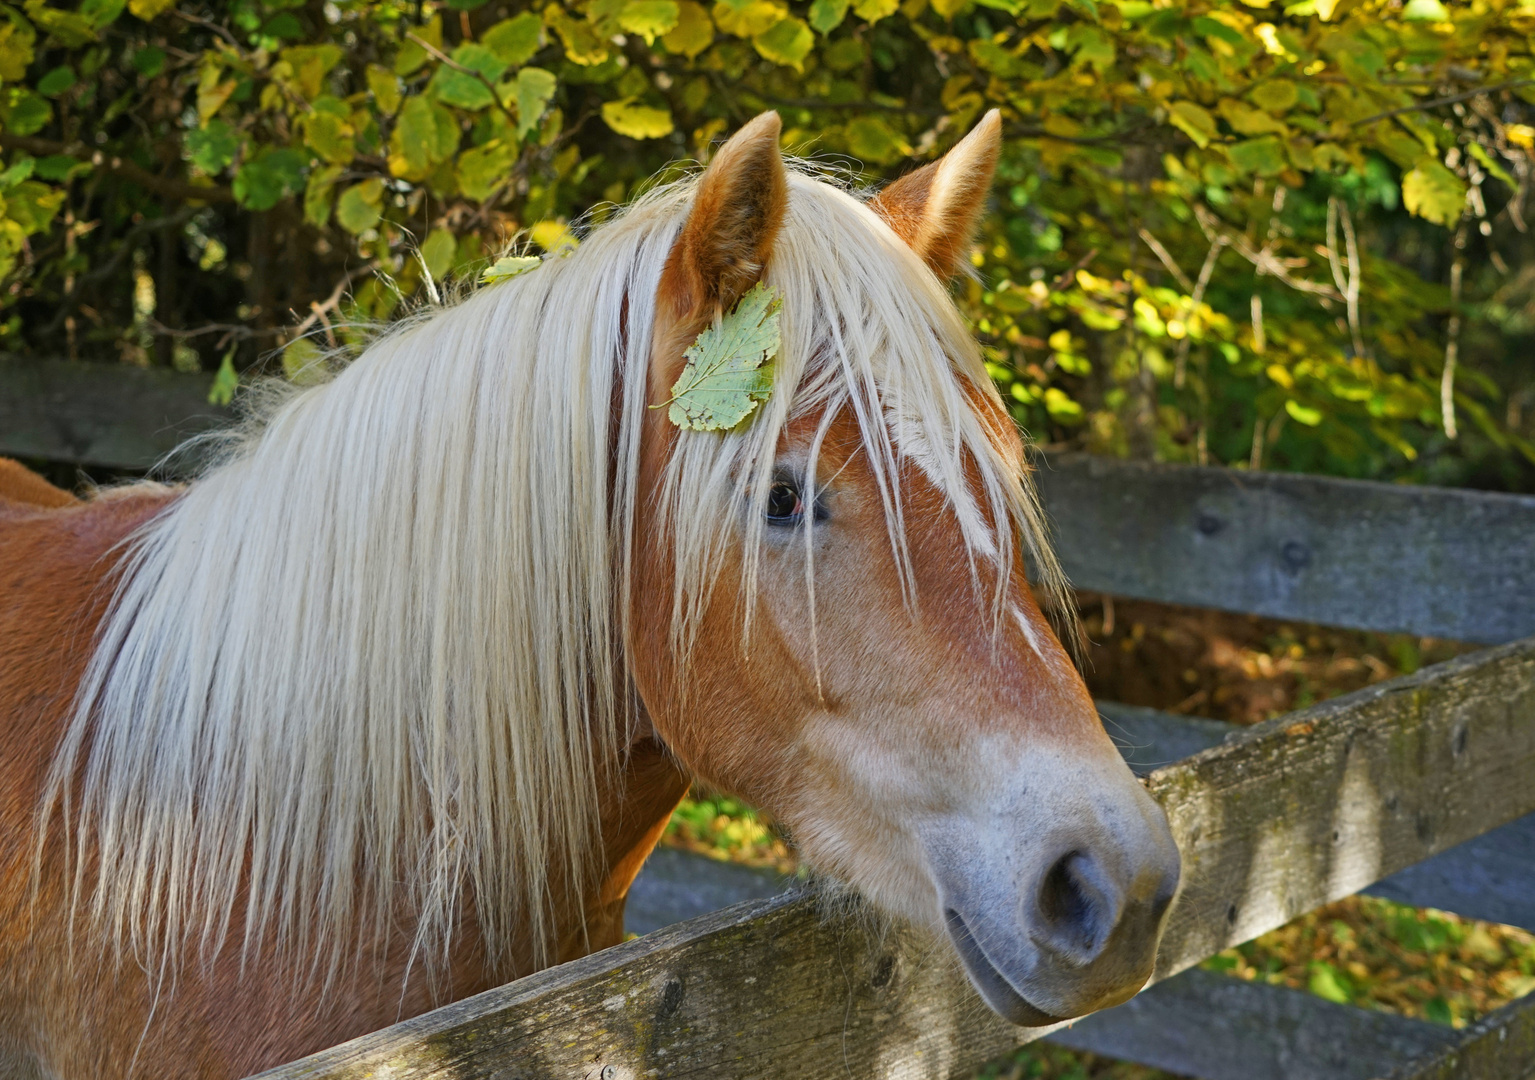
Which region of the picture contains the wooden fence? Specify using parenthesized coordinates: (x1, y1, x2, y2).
(4, 359, 1534, 1080)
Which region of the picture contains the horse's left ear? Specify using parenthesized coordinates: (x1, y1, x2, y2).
(660, 111, 788, 321)
(870, 109, 1002, 279)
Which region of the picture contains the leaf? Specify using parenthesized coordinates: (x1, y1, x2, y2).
(1226, 135, 1287, 176)
(429, 43, 509, 111)
(1249, 78, 1298, 113)
(666, 282, 781, 431)
(131, 44, 164, 77)
(366, 64, 402, 114)
(187, 120, 240, 174)
(808, 0, 849, 33)
(196, 62, 236, 123)
(484, 12, 544, 66)
(335, 178, 385, 234)
(481, 254, 541, 284)
(457, 138, 518, 201)
(662, 0, 715, 55)
(1167, 101, 1216, 148)
(619, 0, 680, 43)
(1218, 98, 1288, 136)
(530, 219, 577, 253)
(601, 97, 675, 139)
(36, 65, 75, 97)
(302, 110, 355, 164)
(304, 163, 342, 227)
(420, 227, 458, 280)
(845, 115, 910, 163)
(5, 180, 62, 233)
(394, 13, 442, 75)
(127, 0, 175, 18)
(712, 0, 784, 36)
(545, 6, 609, 65)
(232, 149, 305, 211)
(282, 337, 327, 385)
(1402, 160, 1466, 226)
(0, 22, 35, 82)
(851, 0, 899, 21)
(753, 16, 812, 69)
(208, 347, 238, 406)
(1402, 0, 1449, 18)
(513, 67, 558, 138)
(389, 96, 457, 178)
(1285, 399, 1324, 426)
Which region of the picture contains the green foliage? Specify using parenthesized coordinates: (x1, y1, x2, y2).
(0, 0, 1530, 486)
(665, 281, 781, 430)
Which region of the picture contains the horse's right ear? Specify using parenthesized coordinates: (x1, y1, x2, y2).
(660, 111, 787, 322)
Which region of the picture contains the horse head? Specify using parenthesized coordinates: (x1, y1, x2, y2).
(628, 112, 1181, 1024)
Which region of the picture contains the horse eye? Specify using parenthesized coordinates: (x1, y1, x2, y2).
(766, 481, 804, 525)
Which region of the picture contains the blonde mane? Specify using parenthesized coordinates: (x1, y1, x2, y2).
(43, 165, 1073, 990)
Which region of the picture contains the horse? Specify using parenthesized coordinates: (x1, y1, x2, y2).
(0, 110, 1180, 1078)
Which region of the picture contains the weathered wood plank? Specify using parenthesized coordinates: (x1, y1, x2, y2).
(0, 357, 227, 471)
(1035, 453, 1535, 643)
(1384, 988, 1535, 1080)
(1047, 967, 1453, 1080)
(249, 639, 1535, 1080)
(1101, 700, 1535, 933)
(1149, 637, 1535, 980)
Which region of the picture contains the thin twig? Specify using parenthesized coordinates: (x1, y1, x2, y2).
(1195, 205, 1340, 300)
(1351, 78, 1535, 127)
(289, 260, 382, 341)
(1137, 228, 1194, 293)
(1442, 223, 1467, 440)
(1174, 236, 1226, 388)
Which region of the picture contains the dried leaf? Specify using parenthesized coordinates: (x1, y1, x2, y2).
(665, 282, 781, 431)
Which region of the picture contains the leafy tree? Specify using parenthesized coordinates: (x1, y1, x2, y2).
(1, 0, 1532, 486)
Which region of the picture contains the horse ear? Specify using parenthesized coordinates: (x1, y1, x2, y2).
(661, 111, 787, 321)
(870, 109, 1002, 279)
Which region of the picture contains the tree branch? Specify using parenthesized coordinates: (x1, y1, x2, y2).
(1351, 78, 1535, 128)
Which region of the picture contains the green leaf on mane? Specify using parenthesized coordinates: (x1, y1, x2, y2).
(664, 282, 780, 432)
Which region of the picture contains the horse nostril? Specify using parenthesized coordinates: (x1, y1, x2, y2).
(1034, 851, 1115, 960)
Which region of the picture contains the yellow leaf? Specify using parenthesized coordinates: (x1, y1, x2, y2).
(662, 0, 715, 56)
(366, 64, 402, 115)
(852, 0, 899, 20)
(545, 6, 610, 65)
(753, 16, 812, 69)
(128, 0, 175, 19)
(619, 0, 680, 43)
(530, 219, 578, 254)
(1218, 98, 1289, 137)
(1507, 124, 1535, 149)
(1402, 160, 1467, 226)
(712, 0, 785, 36)
(1167, 101, 1216, 148)
(601, 97, 675, 139)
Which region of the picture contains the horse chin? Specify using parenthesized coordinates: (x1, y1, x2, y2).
(943, 907, 1068, 1027)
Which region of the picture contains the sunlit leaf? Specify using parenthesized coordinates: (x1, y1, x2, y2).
(483, 12, 544, 66)
(601, 97, 675, 139)
(1401, 160, 1466, 226)
(481, 254, 541, 284)
(335, 178, 384, 234)
(666, 282, 780, 431)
